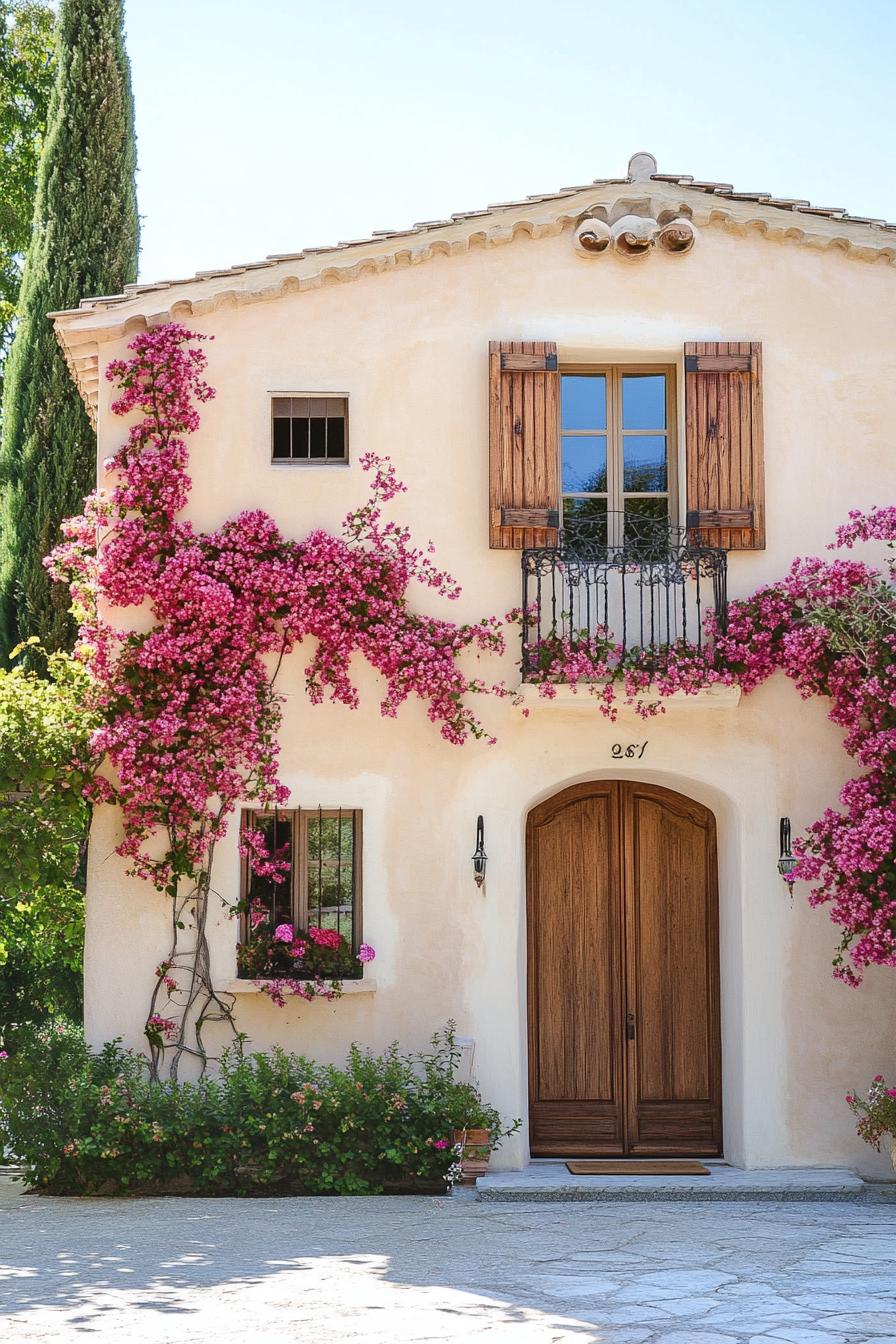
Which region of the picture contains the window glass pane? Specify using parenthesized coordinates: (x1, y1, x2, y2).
(272, 397, 291, 418)
(291, 418, 310, 459)
(315, 908, 343, 930)
(304, 813, 356, 954)
(326, 417, 346, 459)
(562, 435, 607, 493)
(308, 815, 342, 861)
(623, 435, 667, 492)
(622, 375, 666, 430)
(624, 496, 668, 537)
(272, 417, 291, 460)
(291, 397, 311, 419)
(561, 374, 606, 431)
(307, 865, 341, 915)
(308, 416, 326, 458)
(248, 814, 293, 931)
(562, 496, 608, 547)
(623, 497, 670, 560)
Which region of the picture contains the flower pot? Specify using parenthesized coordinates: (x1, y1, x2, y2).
(452, 1127, 492, 1185)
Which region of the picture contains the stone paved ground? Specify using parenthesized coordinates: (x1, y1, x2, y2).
(1, 1176, 895, 1342)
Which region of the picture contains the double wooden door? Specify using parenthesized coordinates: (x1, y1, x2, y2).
(527, 780, 722, 1156)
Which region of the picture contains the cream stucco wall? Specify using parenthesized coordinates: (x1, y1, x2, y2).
(83, 219, 896, 1177)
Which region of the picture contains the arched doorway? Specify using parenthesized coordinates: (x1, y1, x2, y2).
(526, 780, 722, 1156)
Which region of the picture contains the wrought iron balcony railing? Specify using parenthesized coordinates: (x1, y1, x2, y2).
(520, 512, 728, 679)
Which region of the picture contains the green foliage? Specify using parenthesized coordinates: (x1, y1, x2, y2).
(846, 1074, 896, 1152)
(0, 0, 138, 655)
(0, 1, 55, 379)
(0, 1022, 519, 1195)
(0, 643, 97, 1038)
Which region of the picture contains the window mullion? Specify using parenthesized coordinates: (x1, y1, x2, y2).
(296, 808, 307, 930)
(609, 369, 623, 542)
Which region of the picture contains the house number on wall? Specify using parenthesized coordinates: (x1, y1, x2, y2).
(611, 742, 648, 760)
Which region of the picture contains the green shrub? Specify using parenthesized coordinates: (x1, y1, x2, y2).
(0, 1020, 518, 1195)
(0, 646, 97, 1043)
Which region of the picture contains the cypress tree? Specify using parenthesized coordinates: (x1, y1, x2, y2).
(0, 0, 138, 654)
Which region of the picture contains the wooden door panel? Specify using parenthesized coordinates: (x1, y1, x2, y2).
(624, 784, 722, 1155)
(527, 783, 624, 1154)
(527, 779, 721, 1157)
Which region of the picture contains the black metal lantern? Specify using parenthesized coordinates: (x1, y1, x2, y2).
(777, 816, 798, 896)
(472, 815, 487, 888)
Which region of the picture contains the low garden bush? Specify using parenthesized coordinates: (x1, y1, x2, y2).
(0, 1019, 517, 1195)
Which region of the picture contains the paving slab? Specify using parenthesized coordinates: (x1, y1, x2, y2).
(1, 1173, 895, 1341)
(477, 1161, 873, 1202)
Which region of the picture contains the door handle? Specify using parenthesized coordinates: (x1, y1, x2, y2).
(625, 1012, 636, 1041)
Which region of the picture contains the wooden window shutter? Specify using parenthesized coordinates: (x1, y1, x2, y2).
(684, 341, 765, 550)
(488, 340, 560, 549)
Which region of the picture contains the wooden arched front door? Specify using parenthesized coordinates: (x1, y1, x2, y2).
(526, 780, 722, 1156)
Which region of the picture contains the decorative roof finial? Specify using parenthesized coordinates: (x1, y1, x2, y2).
(628, 152, 658, 182)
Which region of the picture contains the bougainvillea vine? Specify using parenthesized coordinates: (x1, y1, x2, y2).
(524, 532, 896, 984)
(47, 325, 510, 1076)
(48, 324, 896, 1078)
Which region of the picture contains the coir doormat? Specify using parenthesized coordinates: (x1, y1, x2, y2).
(565, 1160, 711, 1176)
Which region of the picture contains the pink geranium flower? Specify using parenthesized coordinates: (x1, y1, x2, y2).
(307, 926, 342, 949)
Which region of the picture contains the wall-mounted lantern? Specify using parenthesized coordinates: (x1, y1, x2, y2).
(472, 815, 487, 888)
(777, 817, 798, 896)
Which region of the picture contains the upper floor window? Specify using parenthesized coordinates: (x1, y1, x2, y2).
(561, 367, 675, 547)
(271, 395, 348, 464)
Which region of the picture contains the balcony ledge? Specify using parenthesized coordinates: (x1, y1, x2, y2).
(516, 682, 741, 710)
(225, 977, 376, 996)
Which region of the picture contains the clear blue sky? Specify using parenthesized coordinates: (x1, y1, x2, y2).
(125, 0, 896, 285)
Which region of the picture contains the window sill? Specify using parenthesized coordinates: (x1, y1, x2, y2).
(226, 977, 376, 997)
(516, 682, 741, 709)
(270, 459, 350, 468)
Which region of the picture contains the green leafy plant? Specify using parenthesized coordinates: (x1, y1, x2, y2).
(0, 1021, 518, 1195)
(0, 643, 97, 1041)
(846, 1074, 896, 1152)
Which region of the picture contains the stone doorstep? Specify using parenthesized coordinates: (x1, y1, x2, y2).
(476, 1161, 885, 1203)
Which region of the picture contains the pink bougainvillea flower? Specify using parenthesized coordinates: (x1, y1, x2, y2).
(273, 923, 294, 943)
(357, 943, 376, 963)
(146, 1014, 178, 1041)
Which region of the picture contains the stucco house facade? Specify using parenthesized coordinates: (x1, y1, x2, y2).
(52, 153, 896, 1177)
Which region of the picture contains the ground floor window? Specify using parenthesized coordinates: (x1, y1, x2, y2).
(238, 807, 362, 977)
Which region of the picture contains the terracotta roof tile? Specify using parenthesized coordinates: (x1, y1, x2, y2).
(51, 156, 896, 324)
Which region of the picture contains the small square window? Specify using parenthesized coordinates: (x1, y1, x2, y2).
(271, 396, 348, 464)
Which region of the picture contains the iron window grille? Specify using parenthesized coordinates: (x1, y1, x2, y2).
(271, 396, 348, 463)
(521, 511, 728, 678)
(239, 807, 362, 976)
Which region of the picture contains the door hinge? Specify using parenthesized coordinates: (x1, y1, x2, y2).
(625, 1012, 636, 1041)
